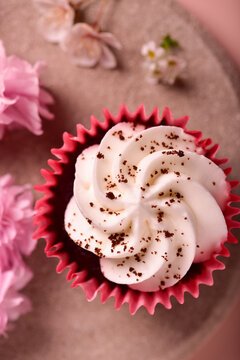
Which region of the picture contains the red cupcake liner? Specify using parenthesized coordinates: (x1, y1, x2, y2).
(34, 104, 240, 314)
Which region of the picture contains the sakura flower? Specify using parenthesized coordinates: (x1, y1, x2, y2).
(34, 0, 75, 43)
(0, 174, 35, 257)
(61, 23, 122, 69)
(0, 254, 33, 336)
(0, 41, 54, 140)
(0, 174, 36, 336)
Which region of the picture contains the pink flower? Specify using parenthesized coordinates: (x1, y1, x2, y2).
(34, 0, 75, 43)
(0, 41, 54, 140)
(61, 23, 122, 69)
(0, 254, 33, 337)
(0, 174, 36, 336)
(0, 174, 35, 257)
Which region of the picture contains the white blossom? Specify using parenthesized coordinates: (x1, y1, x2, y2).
(61, 23, 122, 69)
(141, 41, 166, 61)
(34, 0, 75, 43)
(141, 39, 186, 85)
(161, 55, 186, 85)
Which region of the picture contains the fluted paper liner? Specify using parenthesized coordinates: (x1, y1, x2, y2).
(34, 105, 240, 314)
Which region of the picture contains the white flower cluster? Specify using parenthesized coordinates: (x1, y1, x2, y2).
(141, 40, 186, 85)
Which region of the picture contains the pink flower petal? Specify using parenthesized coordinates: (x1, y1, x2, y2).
(61, 23, 121, 69)
(0, 111, 14, 126)
(33, 60, 46, 75)
(6, 55, 34, 74)
(0, 95, 18, 113)
(0, 272, 14, 302)
(3, 64, 40, 99)
(0, 41, 54, 139)
(0, 174, 13, 187)
(0, 174, 35, 336)
(4, 97, 43, 135)
(36, 0, 75, 43)
(39, 88, 55, 120)
(0, 40, 6, 71)
(61, 24, 102, 67)
(99, 44, 117, 69)
(99, 32, 122, 50)
(0, 265, 32, 336)
(64, 23, 98, 38)
(0, 174, 35, 256)
(39, 87, 55, 105)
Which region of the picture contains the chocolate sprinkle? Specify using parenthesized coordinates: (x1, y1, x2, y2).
(97, 152, 104, 159)
(106, 191, 116, 200)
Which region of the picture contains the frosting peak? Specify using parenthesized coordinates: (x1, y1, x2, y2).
(65, 123, 229, 291)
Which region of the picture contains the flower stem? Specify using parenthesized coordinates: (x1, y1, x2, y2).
(92, 0, 110, 31)
(70, 0, 92, 11)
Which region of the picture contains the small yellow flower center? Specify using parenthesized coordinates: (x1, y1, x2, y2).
(168, 60, 177, 67)
(147, 50, 155, 58)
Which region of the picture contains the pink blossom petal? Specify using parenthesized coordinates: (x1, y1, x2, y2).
(0, 174, 35, 256)
(0, 265, 32, 336)
(39, 87, 55, 105)
(0, 41, 6, 70)
(0, 272, 14, 302)
(65, 23, 99, 38)
(6, 293, 32, 322)
(38, 88, 55, 119)
(6, 55, 34, 74)
(3, 66, 39, 99)
(0, 41, 54, 138)
(0, 174, 35, 336)
(0, 95, 18, 113)
(33, 60, 47, 75)
(0, 174, 13, 187)
(98, 32, 122, 50)
(62, 24, 102, 67)
(4, 97, 43, 135)
(35, 0, 75, 43)
(99, 44, 117, 69)
(0, 111, 14, 126)
(38, 104, 54, 119)
(11, 259, 33, 291)
(60, 23, 121, 69)
(70, 38, 101, 67)
(0, 74, 5, 95)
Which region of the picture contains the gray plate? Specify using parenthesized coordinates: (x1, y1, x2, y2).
(0, 1, 239, 360)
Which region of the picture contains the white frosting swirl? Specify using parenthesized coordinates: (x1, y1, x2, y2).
(65, 123, 229, 291)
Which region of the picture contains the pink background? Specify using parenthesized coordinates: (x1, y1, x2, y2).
(0, 1, 239, 359)
(178, 0, 240, 71)
(178, 2, 240, 359)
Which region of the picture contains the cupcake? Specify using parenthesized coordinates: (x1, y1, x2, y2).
(34, 104, 239, 314)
